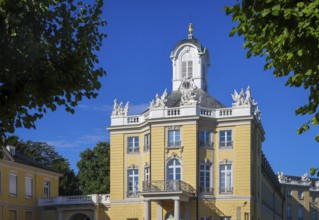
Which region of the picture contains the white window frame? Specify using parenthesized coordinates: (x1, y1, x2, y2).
(144, 166, 150, 183)
(9, 174, 18, 196)
(25, 177, 33, 198)
(219, 164, 233, 194)
(144, 133, 151, 152)
(43, 181, 51, 198)
(127, 168, 139, 197)
(167, 159, 182, 181)
(199, 162, 212, 193)
(199, 130, 213, 148)
(181, 52, 193, 79)
(127, 136, 139, 154)
(168, 129, 181, 147)
(219, 130, 233, 148)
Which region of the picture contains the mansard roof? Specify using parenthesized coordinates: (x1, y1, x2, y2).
(3, 147, 61, 174)
(165, 88, 225, 109)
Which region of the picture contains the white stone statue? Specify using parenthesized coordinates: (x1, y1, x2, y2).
(301, 173, 310, 182)
(231, 89, 244, 106)
(124, 102, 129, 116)
(112, 99, 119, 115)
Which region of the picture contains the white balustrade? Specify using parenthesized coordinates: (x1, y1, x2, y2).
(111, 105, 255, 126)
(38, 194, 110, 206)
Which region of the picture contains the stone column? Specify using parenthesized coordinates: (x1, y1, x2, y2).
(144, 200, 151, 220)
(174, 199, 180, 220)
(157, 202, 163, 220)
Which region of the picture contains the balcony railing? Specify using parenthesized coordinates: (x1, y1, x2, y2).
(127, 190, 139, 198)
(219, 141, 233, 149)
(199, 187, 214, 194)
(127, 147, 140, 154)
(38, 194, 110, 206)
(219, 187, 233, 194)
(199, 142, 214, 149)
(142, 180, 195, 194)
(168, 141, 181, 148)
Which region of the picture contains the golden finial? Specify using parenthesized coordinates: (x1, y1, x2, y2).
(188, 22, 193, 39)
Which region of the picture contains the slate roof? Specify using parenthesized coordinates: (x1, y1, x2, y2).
(172, 38, 204, 52)
(165, 89, 225, 108)
(5, 148, 61, 174)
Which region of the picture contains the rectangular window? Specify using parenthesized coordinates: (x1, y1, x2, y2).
(168, 129, 181, 147)
(187, 61, 193, 78)
(199, 163, 212, 193)
(127, 169, 139, 197)
(144, 134, 150, 152)
(9, 210, 17, 220)
(219, 130, 233, 148)
(25, 177, 33, 198)
(199, 130, 213, 148)
(287, 204, 292, 218)
(127, 136, 139, 153)
(219, 164, 232, 194)
(144, 167, 150, 183)
(298, 191, 304, 200)
(9, 174, 17, 196)
(298, 205, 304, 220)
(25, 211, 32, 220)
(43, 181, 51, 198)
(220, 217, 231, 220)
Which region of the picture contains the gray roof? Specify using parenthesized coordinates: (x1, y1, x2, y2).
(8, 149, 61, 174)
(172, 38, 204, 52)
(165, 89, 225, 108)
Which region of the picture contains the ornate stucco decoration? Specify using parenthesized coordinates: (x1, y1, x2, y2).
(149, 89, 168, 109)
(277, 171, 288, 181)
(231, 86, 262, 119)
(301, 173, 310, 182)
(179, 77, 197, 106)
(112, 99, 129, 116)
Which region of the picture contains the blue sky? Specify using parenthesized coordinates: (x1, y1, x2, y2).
(14, 1, 318, 176)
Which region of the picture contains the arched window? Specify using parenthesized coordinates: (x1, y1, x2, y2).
(167, 159, 181, 181)
(181, 52, 193, 79)
(298, 205, 304, 219)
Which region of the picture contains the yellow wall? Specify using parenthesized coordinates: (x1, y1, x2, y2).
(0, 153, 60, 220)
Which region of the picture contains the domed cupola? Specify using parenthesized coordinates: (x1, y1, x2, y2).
(170, 23, 210, 91)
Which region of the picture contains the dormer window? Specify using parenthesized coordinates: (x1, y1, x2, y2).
(181, 52, 193, 79)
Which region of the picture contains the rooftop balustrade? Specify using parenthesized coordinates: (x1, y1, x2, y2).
(38, 194, 110, 207)
(111, 105, 256, 126)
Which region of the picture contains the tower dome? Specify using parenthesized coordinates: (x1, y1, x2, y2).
(170, 23, 210, 91)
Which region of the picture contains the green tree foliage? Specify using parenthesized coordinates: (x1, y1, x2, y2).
(6, 136, 81, 195)
(77, 141, 110, 194)
(0, 0, 106, 142)
(225, 1, 319, 140)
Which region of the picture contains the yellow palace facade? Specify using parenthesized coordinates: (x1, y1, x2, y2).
(108, 24, 284, 220)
